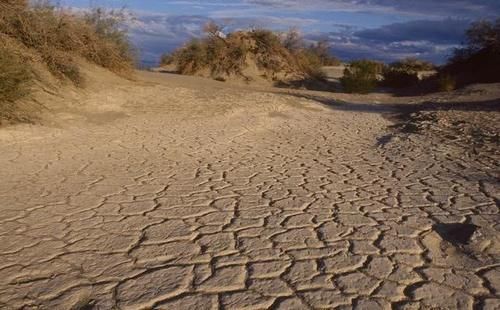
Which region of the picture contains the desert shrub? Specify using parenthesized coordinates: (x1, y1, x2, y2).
(307, 40, 341, 66)
(0, 2, 134, 83)
(168, 26, 307, 80)
(254, 29, 329, 79)
(442, 18, 500, 86)
(282, 28, 304, 53)
(207, 35, 248, 76)
(0, 46, 32, 104)
(295, 49, 326, 80)
(167, 24, 339, 83)
(160, 53, 174, 66)
(175, 39, 208, 75)
(341, 60, 381, 93)
(382, 68, 419, 88)
(0, 46, 32, 120)
(42, 48, 82, 85)
(437, 74, 456, 92)
(250, 29, 290, 73)
(382, 57, 435, 88)
(83, 8, 135, 73)
(174, 36, 247, 77)
(390, 58, 435, 72)
(251, 29, 282, 51)
(0, 1, 135, 122)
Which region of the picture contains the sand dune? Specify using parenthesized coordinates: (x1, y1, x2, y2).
(0, 71, 499, 309)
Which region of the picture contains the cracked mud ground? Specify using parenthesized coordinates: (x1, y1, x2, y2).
(0, 72, 499, 309)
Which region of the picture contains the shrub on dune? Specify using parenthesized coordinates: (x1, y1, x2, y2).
(165, 24, 337, 83)
(341, 60, 382, 94)
(0, 1, 135, 122)
(175, 39, 209, 75)
(0, 2, 135, 83)
(0, 46, 32, 119)
(381, 58, 434, 89)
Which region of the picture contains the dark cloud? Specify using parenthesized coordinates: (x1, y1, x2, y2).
(355, 19, 469, 44)
(328, 40, 455, 64)
(126, 3, 488, 66)
(125, 14, 211, 65)
(304, 18, 469, 63)
(246, 0, 500, 17)
(127, 13, 318, 66)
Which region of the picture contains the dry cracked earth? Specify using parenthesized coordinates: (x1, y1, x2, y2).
(0, 72, 499, 309)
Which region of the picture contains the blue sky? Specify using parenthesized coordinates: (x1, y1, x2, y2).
(56, 0, 500, 65)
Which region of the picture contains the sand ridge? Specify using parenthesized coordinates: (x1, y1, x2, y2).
(0, 72, 498, 309)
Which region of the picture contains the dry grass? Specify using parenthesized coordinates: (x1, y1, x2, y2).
(167, 26, 333, 82)
(0, 2, 134, 82)
(0, 45, 32, 120)
(0, 1, 135, 122)
(437, 74, 457, 92)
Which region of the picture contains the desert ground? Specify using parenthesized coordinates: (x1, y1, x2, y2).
(0, 69, 499, 309)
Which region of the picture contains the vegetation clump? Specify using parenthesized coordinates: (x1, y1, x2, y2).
(0, 46, 32, 120)
(340, 60, 383, 93)
(441, 18, 500, 86)
(162, 24, 337, 83)
(0, 2, 135, 83)
(382, 58, 435, 89)
(0, 0, 135, 122)
(437, 74, 457, 92)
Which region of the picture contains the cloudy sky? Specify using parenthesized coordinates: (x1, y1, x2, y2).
(57, 0, 500, 66)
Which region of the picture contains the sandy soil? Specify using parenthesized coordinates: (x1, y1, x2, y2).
(0, 70, 499, 309)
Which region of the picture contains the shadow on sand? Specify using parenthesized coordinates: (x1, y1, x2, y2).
(274, 78, 340, 92)
(280, 93, 500, 120)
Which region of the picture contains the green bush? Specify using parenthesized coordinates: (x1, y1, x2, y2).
(341, 60, 381, 93)
(382, 68, 419, 89)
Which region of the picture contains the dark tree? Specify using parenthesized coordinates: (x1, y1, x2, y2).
(444, 18, 500, 85)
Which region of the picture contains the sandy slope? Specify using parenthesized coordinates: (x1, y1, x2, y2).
(0, 71, 499, 309)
